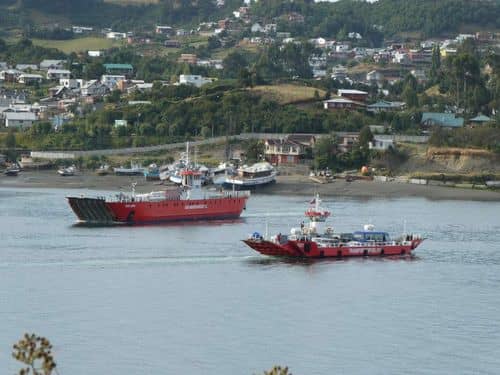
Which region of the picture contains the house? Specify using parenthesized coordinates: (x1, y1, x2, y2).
(0, 69, 23, 83)
(251, 23, 264, 33)
(421, 112, 464, 128)
(72, 26, 93, 34)
(331, 66, 349, 82)
(323, 98, 365, 111)
(40, 60, 65, 70)
(164, 40, 181, 48)
(178, 74, 214, 88)
(81, 80, 108, 96)
(410, 69, 428, 83)
(48, 85, 71, 99)
(0, 62, 8, 70)
(178, 54, 198, 65)
(367, 101, 405, 113)
(88, 50, 103, 57)
(393, 51, 410, 64)
(18, 74, 44, 85)
(106, 31, 127, 39)
(337, 89, 368, 102)
(366, 70, 383, 83)
(285, 12, 305, 23)
(469, 114, 491, 127)
(4, 112, 37, 129)
(103, 63, 133, 77)
(156, 25, 173, 35)
(264, 134, 316, 164)
(16, 64, 39, 71)
(101, 75, 126, 89)
(337, 133, 360, 153)
(60, 78, 84, 89)
(264, 24, 277, 33)
(369, 137, 395, 151)
(46, 69, 71, 80)
(440, 48, 457, 58)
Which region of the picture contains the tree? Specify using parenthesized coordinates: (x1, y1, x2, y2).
(430, 45, 441, 81)
(358, 125, 374, 149)
(5, 129, 16, 149)
(262, 366, 292, 375)
(402, 84, 418, 108)
(222, 51, 248, 79)
(244, 139, 265, 163)
(12, 333, 57, 375)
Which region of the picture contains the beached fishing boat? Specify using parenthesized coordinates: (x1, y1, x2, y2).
(113, 163, 145, 176)
(4, 165, 20, 176)
(58, 165, 76, 176)
(243, 194, 425, 258)
(218, 161, 276, 190)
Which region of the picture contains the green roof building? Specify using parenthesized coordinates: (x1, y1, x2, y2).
(469, 114, 491, 125)
(421, 112, 464, 128)
(103, 63, 134, 77)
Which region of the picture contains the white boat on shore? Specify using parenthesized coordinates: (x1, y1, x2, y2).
(58, 165, 77, 176)
(219, 161, 276, 190)
(486, 181, 500, 187)
(113, 163, 145, 176)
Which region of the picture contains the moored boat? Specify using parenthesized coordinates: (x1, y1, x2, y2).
(243, 194, 425, 258)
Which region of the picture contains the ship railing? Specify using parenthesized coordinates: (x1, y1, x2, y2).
(223, 190, 251, 198)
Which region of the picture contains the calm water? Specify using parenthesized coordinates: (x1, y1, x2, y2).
(1, 187, 500, 374)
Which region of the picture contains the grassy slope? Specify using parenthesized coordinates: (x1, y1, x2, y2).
(251, 84, 326, 105)
(103, 0, 159, 4)
(31, 37, 120, 53)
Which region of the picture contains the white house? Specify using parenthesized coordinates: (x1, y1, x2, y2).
(60, 78, 84, 89)
(72, 26, 93, 34)
(251, 23, 264, 33)
(5, 112, 37, 129)
(16, 64, 38, 71)
(369, 137, 395, 151)
(88, 50, 103, 57)
(106, 31, 127, 39)
(18, 74, 44, 84)
(178, 74, 214, 88)
(47, 69, 71, 80)
(40, 59, 65, 70)
(101, 75, 126, 89)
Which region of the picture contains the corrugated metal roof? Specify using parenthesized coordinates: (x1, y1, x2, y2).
(421, 112, 464, 127)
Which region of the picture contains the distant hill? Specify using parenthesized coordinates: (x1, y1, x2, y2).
(0, 0, 499, 40)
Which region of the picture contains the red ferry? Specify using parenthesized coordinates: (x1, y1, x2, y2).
(243, 194, 424, 258)
(67, 145, 249, 224)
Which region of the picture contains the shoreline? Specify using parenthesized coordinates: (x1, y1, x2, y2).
(1, 170, 500, 201)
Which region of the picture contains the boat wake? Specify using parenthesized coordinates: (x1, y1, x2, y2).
(0, 255, 259, 269)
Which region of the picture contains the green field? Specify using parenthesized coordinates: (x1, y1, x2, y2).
(32, 37, 120, 54)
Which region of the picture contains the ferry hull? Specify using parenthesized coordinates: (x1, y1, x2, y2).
(243, 238, 424, 258)
(68, 195, 247, 224)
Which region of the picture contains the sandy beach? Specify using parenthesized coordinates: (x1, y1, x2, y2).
(1, 170, 500, 201)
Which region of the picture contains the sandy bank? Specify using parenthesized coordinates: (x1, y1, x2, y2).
(1, 170, 499, 201)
